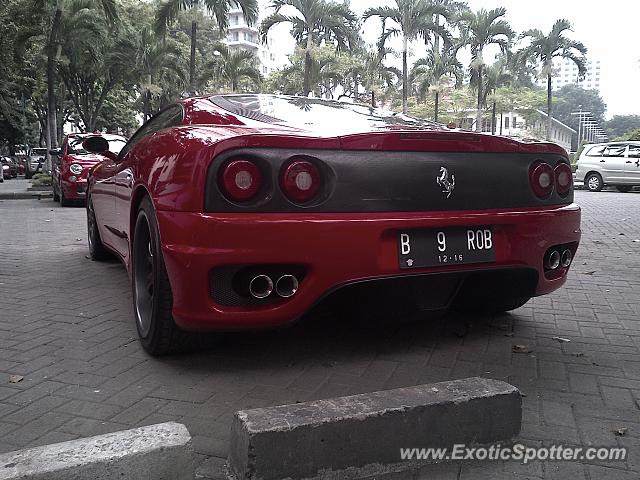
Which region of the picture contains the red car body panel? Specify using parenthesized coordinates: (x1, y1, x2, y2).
(88, 95, 581, 331)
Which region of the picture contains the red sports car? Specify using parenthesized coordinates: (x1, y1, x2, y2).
(84, 95, 580, 355)
(52, 133, 126, 206)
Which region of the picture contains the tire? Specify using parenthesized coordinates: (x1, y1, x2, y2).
(585, 173, 604, 192)
(59, 182, 71, 206)
(132, 196, 193, 355)
(455, 296, 531, 315)
(86, 197, 111, 261)
(616, 185, 632, 193)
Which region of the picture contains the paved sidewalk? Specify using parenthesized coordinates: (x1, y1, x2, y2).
(0, 192, 639, 479)
(0, 177, 52, 199)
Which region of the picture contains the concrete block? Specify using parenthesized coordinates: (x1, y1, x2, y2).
(0, 422, 193, 480)
(230, 377, 521, 480)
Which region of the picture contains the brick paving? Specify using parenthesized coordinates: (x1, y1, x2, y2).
(0, 191, 639, 479)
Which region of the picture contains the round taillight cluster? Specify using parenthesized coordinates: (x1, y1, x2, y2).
(529, 162, 572, 199)
(280, 160, 321, 204)
(219, 159, 262, 202)
(554, 163, 572, 196)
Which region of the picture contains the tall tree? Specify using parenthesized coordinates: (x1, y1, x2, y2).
(204, 44, 262, 92)
(457, 7, 513, 132)
(364, 0, 451, 114)
(155, 0, 258, 96)
(33, 0, 117, 167)
(261, 0, 358, 97)
(410, 45, 462, 122)
(519, 19, 587, 140)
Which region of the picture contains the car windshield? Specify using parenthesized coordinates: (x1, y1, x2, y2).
(209, 95, 440, 133)
(68, 136, 126, 155)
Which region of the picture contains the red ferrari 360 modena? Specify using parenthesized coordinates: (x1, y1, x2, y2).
(52, 133, 127, 206)
(84, 94, 581, 355)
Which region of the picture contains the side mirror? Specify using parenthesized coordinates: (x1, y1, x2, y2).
(49, 149, 61, 156)
(83, 136, 110, 153)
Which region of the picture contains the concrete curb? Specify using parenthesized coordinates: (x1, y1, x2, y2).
(0, 192, 52, 200)
(230, 377, 521, 480)
(0, 422, 194, 480)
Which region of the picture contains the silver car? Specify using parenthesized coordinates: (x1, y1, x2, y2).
(575, 142, 640, 192)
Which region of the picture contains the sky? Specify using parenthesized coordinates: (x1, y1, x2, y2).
(260, 0, 640, 119)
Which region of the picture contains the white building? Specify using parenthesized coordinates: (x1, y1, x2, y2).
(535, 58, 602, 91)
(226, 7, 278, 77)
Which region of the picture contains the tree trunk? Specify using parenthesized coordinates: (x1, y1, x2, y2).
(189, 20, 197, 95)
(475, 63, 483, 132)
(500, 112, 503, 135)
(303, 34, 313, 96)
(434, 91, 439, 123)
(371, 90, 375, 107)
(402, 36, 408, 114)
(143, 91, 150, 121)
(491, 100, 496, 135)
(45, 0, 63, 172)
(546, 74, 552, 141)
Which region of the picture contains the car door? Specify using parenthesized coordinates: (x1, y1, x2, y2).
(599, 144, 627, 183)
(625, 144, 640, 183)
(112, 105, 185, 265)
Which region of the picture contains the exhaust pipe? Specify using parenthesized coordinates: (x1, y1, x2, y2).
(275, 275, 299, 298)
(561, 249, 572, 268)
(546, 250, 561, 270)
(249, 275, 273, 299)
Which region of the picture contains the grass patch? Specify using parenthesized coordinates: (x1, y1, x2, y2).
(31, 173, 53, 187)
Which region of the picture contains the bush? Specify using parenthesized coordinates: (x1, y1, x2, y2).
(31, 174, 52, 187)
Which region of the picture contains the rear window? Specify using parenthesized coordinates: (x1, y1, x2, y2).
(68, 137, 126, 155)
(209, 94, 440, 133)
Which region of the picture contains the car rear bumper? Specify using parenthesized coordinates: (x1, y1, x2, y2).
(157, 204, 581, 331)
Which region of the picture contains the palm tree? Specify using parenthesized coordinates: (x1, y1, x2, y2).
(410, 45, 462, 122)
(519, 19, 587, 140)
(155, 0, 258, 96)
(363, 0, 452, 114)
(457, 7, 513, 132)
(473, 58, 514, 134)
(132, 27, 186, 121)
(32, 0, 117, 167)
(204, 44, 262, 92)
(260, 0, 358, 97)
(342, 47, 400, 104)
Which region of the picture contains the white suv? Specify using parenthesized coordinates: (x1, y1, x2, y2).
(575, 142, 640, 192)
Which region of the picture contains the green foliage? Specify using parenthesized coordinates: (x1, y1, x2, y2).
(605, 115, 640, 139)
(614, 128, 640, 141)
(31, 173, 53, 186)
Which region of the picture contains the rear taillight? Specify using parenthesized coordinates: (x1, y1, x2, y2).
(554, 163, 572, 196)
(529, 162, 554, 198)
(219, 159, 262, 202)
(280, 160, 320, 203)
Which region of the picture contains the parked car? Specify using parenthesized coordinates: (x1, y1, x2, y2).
(26, 147, 47, 179)
(51, 133, 126, 206)
(574, 141, 640, 192)
(84, 94, 581, 355)
(1, 157, 17, 179)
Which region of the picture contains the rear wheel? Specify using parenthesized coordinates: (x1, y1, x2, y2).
(132, 196, 194, 355)
(586, 173, 603, 192)
(87, 197, 110, 261)
(616, 185, 632, 193)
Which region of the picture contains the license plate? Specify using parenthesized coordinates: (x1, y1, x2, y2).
(398, 227, 495, 268)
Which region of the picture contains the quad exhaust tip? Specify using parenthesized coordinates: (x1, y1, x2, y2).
(546, 250, 561, 270)
(249, 275, 273, 299)
(561, 249, 572, 268)
(276, 275, 299, 298)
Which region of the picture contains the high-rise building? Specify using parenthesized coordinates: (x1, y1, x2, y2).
(535, 58, 602, 91)
(226, 6, 278, 77)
